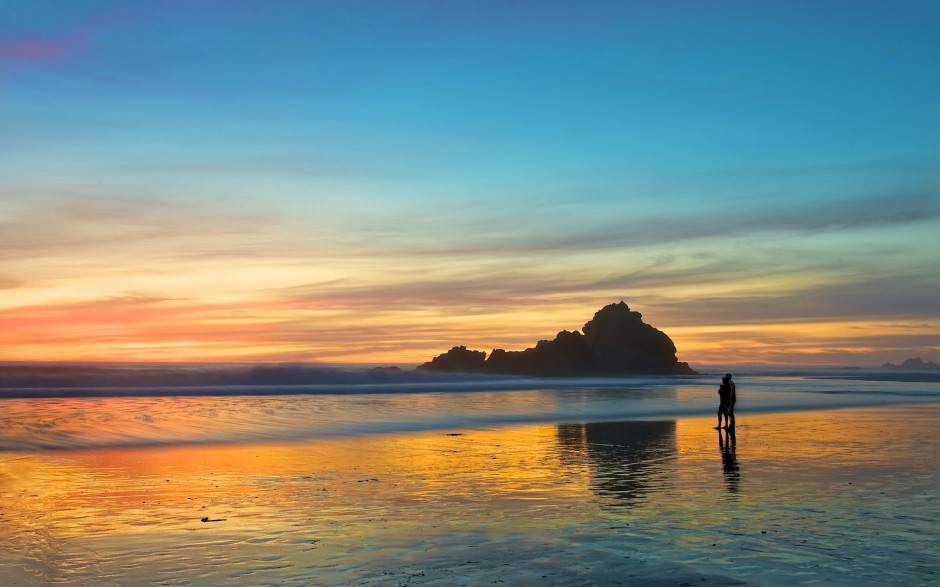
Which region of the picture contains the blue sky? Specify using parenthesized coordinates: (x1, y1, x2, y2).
(1, 1, 938, 365)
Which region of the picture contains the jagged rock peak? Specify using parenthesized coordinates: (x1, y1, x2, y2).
(583, 301, 679, 373)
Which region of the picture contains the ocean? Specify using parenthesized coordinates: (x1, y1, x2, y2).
(0, 368, 937, 451)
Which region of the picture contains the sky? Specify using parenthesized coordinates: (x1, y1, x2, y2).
(1, 0, 939, 367)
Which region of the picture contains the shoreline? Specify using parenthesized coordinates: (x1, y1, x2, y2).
(2, 373, 937, 452)
(2, 398, 939, 454)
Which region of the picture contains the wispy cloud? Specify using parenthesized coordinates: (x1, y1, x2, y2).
(649, 271, 940, 328)
(674, 320, 940, 367)
(416, 188, 940, 256)
(0, 192, 280, 264)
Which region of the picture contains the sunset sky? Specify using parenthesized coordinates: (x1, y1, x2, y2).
(2, 1, 938, 367)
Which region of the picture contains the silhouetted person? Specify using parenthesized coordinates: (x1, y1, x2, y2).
(718, 427, 739, 493)
(726, 373, 736, 429)
(715, 375, 732, 429)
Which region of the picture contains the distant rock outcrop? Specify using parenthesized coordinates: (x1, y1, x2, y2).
(881, 357, 940, 371)
(418, 301, 697, 376)
(418, 346, 487, 373)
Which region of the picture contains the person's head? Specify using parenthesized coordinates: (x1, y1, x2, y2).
(721, 376, 728, 383)
(725, 373, 733, 380)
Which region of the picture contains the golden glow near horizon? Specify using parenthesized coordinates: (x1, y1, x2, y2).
(2, 254, 939, 365)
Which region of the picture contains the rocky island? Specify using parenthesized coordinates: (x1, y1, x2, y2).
(881, 357, 940, 371)
(418, 301, 698, 376)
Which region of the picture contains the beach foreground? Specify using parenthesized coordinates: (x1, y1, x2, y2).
(1, 404, 938, 586)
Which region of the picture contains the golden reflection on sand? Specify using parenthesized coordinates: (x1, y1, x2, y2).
(1, 425, 594, 546)
(676, 408, 925, 470)
(2, 405, 938, 585)
(2, 407, 929, 540)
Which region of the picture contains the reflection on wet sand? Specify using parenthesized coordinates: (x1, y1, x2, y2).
(718, 428, 739, 494)
(2, 406, 938, 586)
(556, 421, 677, 505)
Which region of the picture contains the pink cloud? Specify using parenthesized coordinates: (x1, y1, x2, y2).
(0, 2, 268, 65)
(0, 34, 83, 63)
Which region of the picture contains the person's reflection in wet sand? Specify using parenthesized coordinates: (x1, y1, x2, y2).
(556, 421, 677, 506)
(718, 427, 740, 494)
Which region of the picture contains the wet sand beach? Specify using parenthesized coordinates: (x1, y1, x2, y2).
(1, 404, 938, 586)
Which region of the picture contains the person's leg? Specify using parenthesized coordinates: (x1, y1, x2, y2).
(728, 405, 735, 429)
